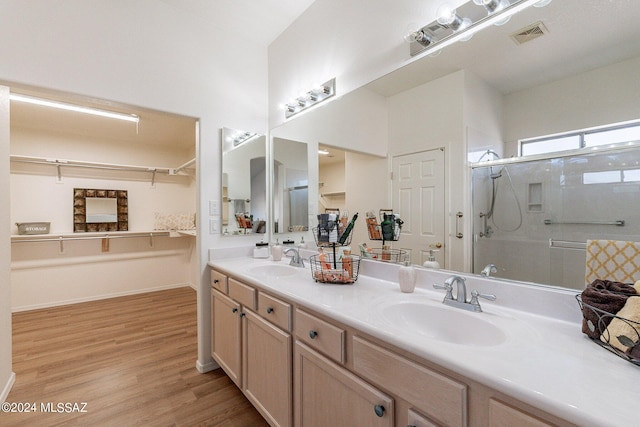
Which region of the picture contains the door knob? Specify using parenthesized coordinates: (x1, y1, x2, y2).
(434, 242, 442, 248)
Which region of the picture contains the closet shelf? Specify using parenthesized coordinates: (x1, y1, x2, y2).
(321, 191, 346, 197)
(10, 230, 193, 253)
(10, 154, 196, 184)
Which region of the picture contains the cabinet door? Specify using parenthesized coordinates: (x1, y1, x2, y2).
(295, 342, 393, 427)
(211, 289, 242, 387)
(243, 310, 292, 427)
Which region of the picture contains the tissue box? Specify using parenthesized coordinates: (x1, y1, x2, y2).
(16, 222, 50, 235)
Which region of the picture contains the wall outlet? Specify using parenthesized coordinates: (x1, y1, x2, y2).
(209, 218, 219, 234)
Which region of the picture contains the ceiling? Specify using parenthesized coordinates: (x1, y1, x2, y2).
(368, 0, 640, 96)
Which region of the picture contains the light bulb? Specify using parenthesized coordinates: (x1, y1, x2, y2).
(404, 29, 432, 47)
(436, 4, 457, 26)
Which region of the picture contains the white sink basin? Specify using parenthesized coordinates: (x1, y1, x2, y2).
(381, 301, 507, 347)
(247, 264, 300, 278)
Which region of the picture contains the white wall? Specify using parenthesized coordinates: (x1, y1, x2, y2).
(268, 0, 467, 129)
(0, 0, 269, 374)
(0, 86, 14, 402)
(503, 55, 640, 155)
(388, 71, 467, 270)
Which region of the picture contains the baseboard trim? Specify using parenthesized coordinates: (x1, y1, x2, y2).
(12, 282, 196, 312)
(1, 372, 16, 403)
(196, 358, 219, 373)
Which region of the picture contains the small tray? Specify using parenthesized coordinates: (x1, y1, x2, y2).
(309, 253, 360, 284)
(360, 247, 407, 264)
(576, 294, 640, 366)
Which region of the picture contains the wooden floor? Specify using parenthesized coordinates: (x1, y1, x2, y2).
(3, 287, 269, 427)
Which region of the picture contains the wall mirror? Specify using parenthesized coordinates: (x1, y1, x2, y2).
(74, 188, 127, 232)
(221, 127, 267, 235)
(272, 137, 309, 235)
(269, 0, 640, 291)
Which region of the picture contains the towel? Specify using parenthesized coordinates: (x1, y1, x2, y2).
(600, 296, 640, 358)
(585, 240, 640, 285)
(580, 280, 637, 339)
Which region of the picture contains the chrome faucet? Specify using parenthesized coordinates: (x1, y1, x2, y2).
(480, 263, 498, 277)
(433, 275, 496, 312)
(284, 248, 304, 267)
(448, 275, 468, 302)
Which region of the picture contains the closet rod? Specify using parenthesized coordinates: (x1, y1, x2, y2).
(11, 231, 170, 244)
(10, 155, 188, 175)
(174, 158, 195, 174)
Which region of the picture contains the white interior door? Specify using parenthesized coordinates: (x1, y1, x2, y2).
(392, 149, 445, 266)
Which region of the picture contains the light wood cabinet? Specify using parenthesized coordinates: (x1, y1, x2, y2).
(352, 336, 467, 427)
(294, 308, 345, 364)
(211, 269, 228, 293)
(243, 309, 292, 427)
(211, 273, 292, 427)
(210, 267, 572, 427)
(211, 288, 242, 387)
(295, 341, 393, 427)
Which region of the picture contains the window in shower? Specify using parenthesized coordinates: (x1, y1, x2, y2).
(520, 120, 640, 156)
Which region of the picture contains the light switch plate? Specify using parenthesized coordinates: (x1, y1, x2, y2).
(209, 200, 220, 216)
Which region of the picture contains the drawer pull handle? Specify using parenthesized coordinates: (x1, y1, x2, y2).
(374, 404, 385, 417)
(266, 307, 274, 314)
(240, 312, 246, 318)
(309, 330, 318, 339)
(232, 308, 238, 313)
(214, 279, 219, 284)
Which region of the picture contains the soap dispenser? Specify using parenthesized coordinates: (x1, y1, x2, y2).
(423, 249, 440, 269)
(398, 259, 416, 293)
(297, 236, 308, 249)
(271, 239, 283, 261)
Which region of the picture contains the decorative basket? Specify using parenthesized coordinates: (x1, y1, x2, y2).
(576, 294, 640, 366)
(365, 209, 403, 242)
(309, 252, 360, 284)
(313, 225, 353, 247)
(360, 247, 407, 264)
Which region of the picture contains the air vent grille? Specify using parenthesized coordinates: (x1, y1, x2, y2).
(511, 21, 548, 45)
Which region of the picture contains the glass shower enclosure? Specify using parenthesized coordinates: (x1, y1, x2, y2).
(472, 144, 640, 290)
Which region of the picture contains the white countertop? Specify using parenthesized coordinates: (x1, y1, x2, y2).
(208, 253, 638, 427)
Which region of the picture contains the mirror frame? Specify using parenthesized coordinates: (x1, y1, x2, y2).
(73, 188, 128, 232)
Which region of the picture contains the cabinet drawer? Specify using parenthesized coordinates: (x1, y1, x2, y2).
(408, 408, 440, 427)
(258, 292, 291, 332)
(489, 399, 554, 427)
(295, 309, 345, 364)
(210, 269, 228, 293)
(228, 278, 256, 310)
(353, 336, 467, 427)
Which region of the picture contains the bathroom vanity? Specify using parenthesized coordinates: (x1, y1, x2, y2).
(208, 253, 637, 427)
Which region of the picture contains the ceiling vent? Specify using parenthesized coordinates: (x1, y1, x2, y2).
(510, 21, 548, 45)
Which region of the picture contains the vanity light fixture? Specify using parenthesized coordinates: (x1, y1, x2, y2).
(230, 131, 258, 147)
(9, 93, 140, 124)
(318, 149, 330, 155)
(406, 0, 553, 57)
(284, 78, 335, 119)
